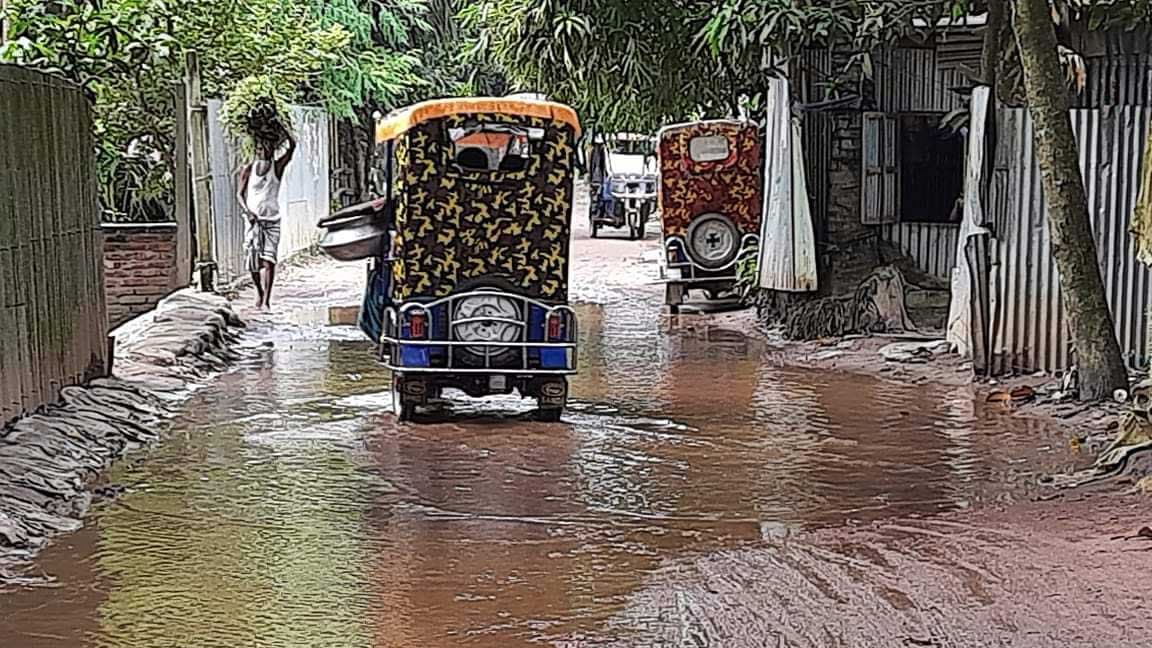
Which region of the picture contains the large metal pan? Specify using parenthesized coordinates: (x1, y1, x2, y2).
(319, 199, 389, 261)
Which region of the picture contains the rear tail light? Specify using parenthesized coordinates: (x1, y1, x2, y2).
(407, 310, 427, 339)
(667, 246, 680, 264)
(547, 312, 564, 341)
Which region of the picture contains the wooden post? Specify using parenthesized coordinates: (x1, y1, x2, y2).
(171, 81, 194, 287)
(186, 52, 216, 292)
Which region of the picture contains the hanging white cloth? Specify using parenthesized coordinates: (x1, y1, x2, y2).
(946, 86, 992, 356)
(758, 76, 818, 292)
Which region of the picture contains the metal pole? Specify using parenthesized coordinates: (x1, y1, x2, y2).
(186, 52, 216, 292)
(172, 81, 194, 287)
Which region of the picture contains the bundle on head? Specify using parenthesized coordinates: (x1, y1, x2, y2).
(221, 75, 295, 155)
(245, 98, 287, 150)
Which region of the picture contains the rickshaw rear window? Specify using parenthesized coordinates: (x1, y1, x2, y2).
(449, 124, 543, 172)
(688, 136, 730, 162)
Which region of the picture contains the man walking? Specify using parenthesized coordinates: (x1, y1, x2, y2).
(237, 133, 295, 310)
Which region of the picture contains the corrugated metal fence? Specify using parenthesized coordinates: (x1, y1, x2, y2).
(0, 65, 108, 422)
(207, 100, 330, 286)
(883, 222, 960, 281)
(874, 47, 971, 114)
(988, 106, 1152, 373)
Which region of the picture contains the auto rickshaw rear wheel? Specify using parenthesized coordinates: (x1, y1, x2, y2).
(392, 383, 412, 422)
(392, 375, 423, 422)
(537, 407, 563, 423)
(534, 378, 568, 422)
(638, 203, 653, 240)
(665, 283, 684, 314)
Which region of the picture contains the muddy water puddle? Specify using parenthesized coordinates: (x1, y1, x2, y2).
(0, 301, 1085, 647)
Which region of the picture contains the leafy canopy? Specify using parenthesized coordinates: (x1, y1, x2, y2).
(461, 0, 983, 132)
(0, 0, 436, 220)
(463, 0, 1152, 134)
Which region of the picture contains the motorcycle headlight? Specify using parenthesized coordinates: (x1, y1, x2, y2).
(686, 213, 739, 269)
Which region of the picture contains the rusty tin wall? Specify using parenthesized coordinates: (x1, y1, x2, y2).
(883, 223, 960, 281)
(988, 106, 1152, 374)
(0, 65, 109, 422)
(1076, 55, 1152, 107)
(873, 47, 972, 114)
(872, 45, 970, 279)
(796, 49, 836, 243)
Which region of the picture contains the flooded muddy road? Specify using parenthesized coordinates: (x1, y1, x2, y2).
(3, 221, 1152, 647)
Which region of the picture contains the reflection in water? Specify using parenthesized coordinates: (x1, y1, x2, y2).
(0, 295, 1079, 647)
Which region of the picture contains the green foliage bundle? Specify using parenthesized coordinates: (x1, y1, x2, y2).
(220, 75, 296, 154)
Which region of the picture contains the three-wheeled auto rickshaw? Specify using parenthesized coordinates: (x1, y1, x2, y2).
(657, 120, 763, 314)
(317, 97, 582, 422)
(587, 132, 657, 239)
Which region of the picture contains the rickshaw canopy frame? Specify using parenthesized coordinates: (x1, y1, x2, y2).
(376, 97, 582, 143)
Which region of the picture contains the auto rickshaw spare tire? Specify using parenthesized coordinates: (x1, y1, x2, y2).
(451, 278, 524, 368)
(686, 212, 739, 269)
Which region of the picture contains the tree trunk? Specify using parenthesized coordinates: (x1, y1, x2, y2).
(988, 0, 1027, 106)
(981, 0, 1005, 88)
(1011, 0, 1128, 401)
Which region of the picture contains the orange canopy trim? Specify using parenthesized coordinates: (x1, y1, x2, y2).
(376, 97, 582, 142)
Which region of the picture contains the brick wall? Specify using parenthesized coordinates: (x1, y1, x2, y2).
(826, 113, 872, 243)
(102, 223, 182, 329)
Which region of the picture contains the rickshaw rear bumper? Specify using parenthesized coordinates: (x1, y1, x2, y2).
(381, 289, 579, 380)
(592, 196, 655, 226)
(390, 371, 571, 403)
(659, 233, 758, 286)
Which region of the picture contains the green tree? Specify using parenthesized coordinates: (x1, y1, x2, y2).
(462, 1, 984, 132)
(1010, 0, 1130, 399)
(0, 0, 434, 220)
(460, 0, 755, 134)
(328, 0, 512, 205)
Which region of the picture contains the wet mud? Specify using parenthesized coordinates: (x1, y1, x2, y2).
(2, 218, 1151, 647)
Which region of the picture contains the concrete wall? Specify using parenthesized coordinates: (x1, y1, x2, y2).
(102, 223, 182, 329)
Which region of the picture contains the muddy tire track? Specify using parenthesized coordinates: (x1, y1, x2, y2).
(584, 506, 1152, 647)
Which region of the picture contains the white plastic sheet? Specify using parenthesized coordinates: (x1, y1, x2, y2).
(759, 77, 818, 292)
(946, 86, 991, 356)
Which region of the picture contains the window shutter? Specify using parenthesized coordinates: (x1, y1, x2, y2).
(861, 113, 899, 225)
